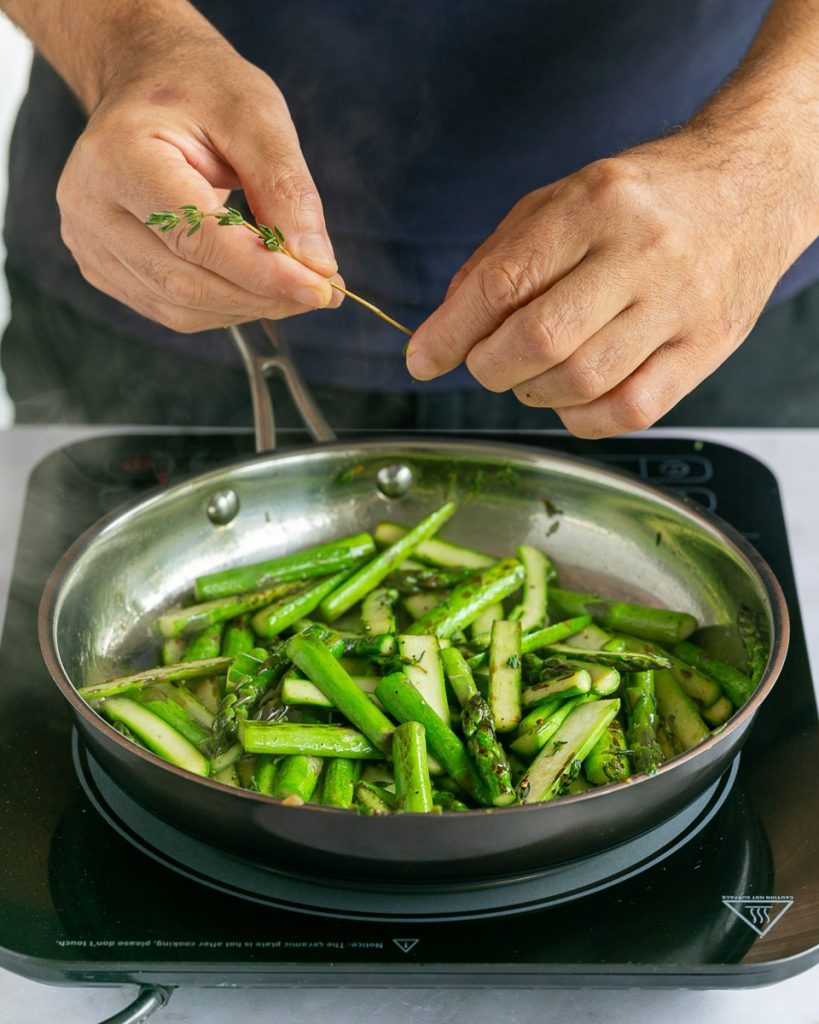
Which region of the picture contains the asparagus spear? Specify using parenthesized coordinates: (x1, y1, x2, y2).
(516, 697, 562, 736)
(623, 671, 664, 775)
(194, 533, 376, 600)
(251, 569, 354, 638)
(565, 623, 625, 651)
(521, 664, 592, 706)
(737, 604, 770, 684)
(517, 699, 621, 803)
(221, 616, 256, 657)
(239, 722, 383, 758)
(549, 587, 697, 645)
(374, 522, 495, 569)
(384, 568, 474, 594)
(392, 722, 434, 813)
(488, 619, 522, 733)
(402, 592, 442, 620)
(77, 657, 233, 701)
(397, 634, 449, 723)
(321, 758, 361, 809)
(361, 587, 399, 635)
(320, 503, 457, 622)
(253, 755, 279, 795)
(100, 697, 210, 776)
(615, 635, 722, 705)
(674, 641, 756, 708)
(161, 637, 186, 666)
(583, 718, 631, 784)
(375, 671, 480, 800)
(158, 584, 304, 639)
(280, 673, 378, 708)
(537, 644, 671, 672)
(461, 694, 515, 807)
(431, 790, 470, 812)
(354, 780, 395, 815)
(286, 633, 396, 755)
(508, 545, 552, 632)
(469, 602, 505, 649)
(440, 646, 479, 708)
(702, 694, 734, 727)
(140, 697, 211, 746)
(467, 615, 592, 671)
(271, 754, 324, 804)
(153, 681, 215, 729)
(182, 624, 225, 661)
(405, 558, 525, 638)
(510, 695, 594, 760)
(654, 669, 711, 751)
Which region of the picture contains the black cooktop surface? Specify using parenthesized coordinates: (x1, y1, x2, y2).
(0, 431, 816, 988)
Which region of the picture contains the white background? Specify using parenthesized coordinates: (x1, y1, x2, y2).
(0, 11, 816, 1024)
(0, 13, 31, 427)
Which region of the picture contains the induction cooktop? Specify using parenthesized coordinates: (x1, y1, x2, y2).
(0, 431, 816, 1011)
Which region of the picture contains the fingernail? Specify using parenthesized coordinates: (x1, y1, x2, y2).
(297, 232, 336, 267)
(405, 348, 438, 380)
(295, 284, 331, 308)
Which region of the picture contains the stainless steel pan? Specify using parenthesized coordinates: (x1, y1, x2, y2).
(39, 321, 789, 881)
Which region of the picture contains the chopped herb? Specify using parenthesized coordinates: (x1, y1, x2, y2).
(541, 496, 563, 517)
(335, 464, 366, 485)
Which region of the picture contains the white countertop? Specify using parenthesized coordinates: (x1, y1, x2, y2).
(0, 425, 817, 1024)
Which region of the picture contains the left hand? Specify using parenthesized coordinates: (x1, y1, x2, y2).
(404, 133, 800, 437)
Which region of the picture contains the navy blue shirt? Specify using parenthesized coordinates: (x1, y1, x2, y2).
(6, 0, 817, 390)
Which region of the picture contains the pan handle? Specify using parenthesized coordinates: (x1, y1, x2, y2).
(228, 322, 337, 452)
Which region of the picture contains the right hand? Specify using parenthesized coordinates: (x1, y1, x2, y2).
(56, 35, 342, 333)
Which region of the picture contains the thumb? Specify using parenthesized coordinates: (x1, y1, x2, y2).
(226, 107, 337, 278)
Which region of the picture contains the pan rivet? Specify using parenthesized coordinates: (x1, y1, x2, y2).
(376, 463, 414, 499)
(207, 489, 240, 526)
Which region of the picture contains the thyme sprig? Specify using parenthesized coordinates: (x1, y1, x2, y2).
(146, 206, 413, 337)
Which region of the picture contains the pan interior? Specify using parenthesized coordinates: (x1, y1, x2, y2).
(49, 441, 773, 708)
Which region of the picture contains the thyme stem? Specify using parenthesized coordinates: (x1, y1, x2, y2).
(146, 206, 413, 337)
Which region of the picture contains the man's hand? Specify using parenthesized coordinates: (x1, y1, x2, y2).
(4, 0, 341, 334)
(406, 0, 819, 437)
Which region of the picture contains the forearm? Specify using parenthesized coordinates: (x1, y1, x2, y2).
(680, 0, 819, 258)
(0, 0, 228, 112)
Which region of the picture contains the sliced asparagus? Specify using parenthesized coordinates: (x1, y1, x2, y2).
(360, 586, 399, 635)
(488, 619, 522, 733)
(374, 522, 495, 569)
(398, 633, 449, 724)
(100, 697, 210, 776)
(509, 545, 551, 632)
(517, 699, 621, 803)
